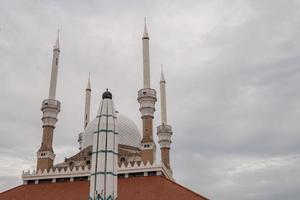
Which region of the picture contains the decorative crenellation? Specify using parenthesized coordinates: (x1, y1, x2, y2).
(23, 165, 90, 178)
(22, 161, 173, 184)
(118, 161, 172, 179)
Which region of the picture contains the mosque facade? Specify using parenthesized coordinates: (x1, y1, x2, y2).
(0, 24, 209, 200)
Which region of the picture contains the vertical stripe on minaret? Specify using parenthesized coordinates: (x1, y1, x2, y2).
(84, 74, 91, 129)
(143, 22, 150, 88)
(48, 32, 60, 100)
(89, 90, 118, 200)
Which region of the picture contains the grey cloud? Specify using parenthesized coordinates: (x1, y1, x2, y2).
(0, 0, 300, 199)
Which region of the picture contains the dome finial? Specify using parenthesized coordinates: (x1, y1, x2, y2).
(102, 89, 112, 99)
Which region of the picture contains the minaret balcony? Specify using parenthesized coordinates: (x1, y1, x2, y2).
(157, 124, 172, 134)
(41, 99, 61, 112)
(138, 88, 157, 117)
(138, 88, 157, 101)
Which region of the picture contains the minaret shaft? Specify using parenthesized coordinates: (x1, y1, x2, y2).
(48, 39, 60, 100)
(84, 90, 91, 128)
(143, 38, 151, 88)
(41, 126, 54, 148)
(48, 53, 59, 99)
(160, 80, 167, 124)
(84, 77, 91, 129)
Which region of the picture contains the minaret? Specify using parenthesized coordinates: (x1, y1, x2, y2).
(142, 21, 150, 88)
(89, 90, 118, 200)
(78, 75, 91, 150)
(37, 33, 61, 171)
(84, 74, 91, 129)
(157, 66, 173, 171)
(137, 21, 157, 164)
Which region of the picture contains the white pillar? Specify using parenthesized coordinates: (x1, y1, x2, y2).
(160, 67, 167, 124)
(89, 90, 118, 200)
(48, 37, 60, 100)
(157, 66, 173, 173)
(143, 24, 151, 88)
(84, 75, 91, 129)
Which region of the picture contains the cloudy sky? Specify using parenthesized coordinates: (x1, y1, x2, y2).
(1, 0, 300, 199)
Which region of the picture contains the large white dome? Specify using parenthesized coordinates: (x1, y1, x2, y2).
(82, 113, 141, 149)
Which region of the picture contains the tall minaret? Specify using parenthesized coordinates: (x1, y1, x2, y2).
(84, 74, 91, 129)
(157, 66, 173, 171)
(89, 90, 118, 200)
(37, 33, 61, 171)
(78, 75, 92, 150)
(137, 21, 157, 164)
(142, 21, 150, 88)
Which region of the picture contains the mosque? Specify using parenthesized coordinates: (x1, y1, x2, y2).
(0, 24, 209, 200)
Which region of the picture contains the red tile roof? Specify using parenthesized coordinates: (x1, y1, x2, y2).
(0, 176, 209, 200)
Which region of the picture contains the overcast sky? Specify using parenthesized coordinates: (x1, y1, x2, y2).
(1, 0, 300, 199)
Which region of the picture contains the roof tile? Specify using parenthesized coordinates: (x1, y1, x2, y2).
(0, 176, 209, 200)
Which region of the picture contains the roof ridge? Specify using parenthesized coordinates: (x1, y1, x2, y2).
(0, 184, 24, 194)
(160, 176, 210, 200)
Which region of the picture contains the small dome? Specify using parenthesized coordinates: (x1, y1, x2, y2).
(82, 113, 141, 149)
(102, 89, 112, 99)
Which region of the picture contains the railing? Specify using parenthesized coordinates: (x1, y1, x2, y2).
(138, 88, 157, 98)
(41, 99, 61, 111)
(157, 124, 172, 133)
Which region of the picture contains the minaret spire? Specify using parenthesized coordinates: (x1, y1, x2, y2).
(48, 30, 60, 100)
(160, 64, 165, 82)
(157, 65, 173, 172)
(143, 17, 149, 39)
(84, 73, 91, 129)
(138, 21, 157, 164)
(78, 74, 92, 150)
(37, 33, 61, 171)
(160, 65, 167, 124)
(142, 18, 150, 88)
(53, 29, 59, 49)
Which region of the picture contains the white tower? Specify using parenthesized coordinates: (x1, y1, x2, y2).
(157, 66, 173, 171)
(48, 35, 60, 100)
(89, 90, 118, 200)
(78, 75, 92, 150)
(84, 74, 91, 129)
(142, 22, 151, 88)
(37, 33, 61, 171)
(137, 21, 157, 164)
